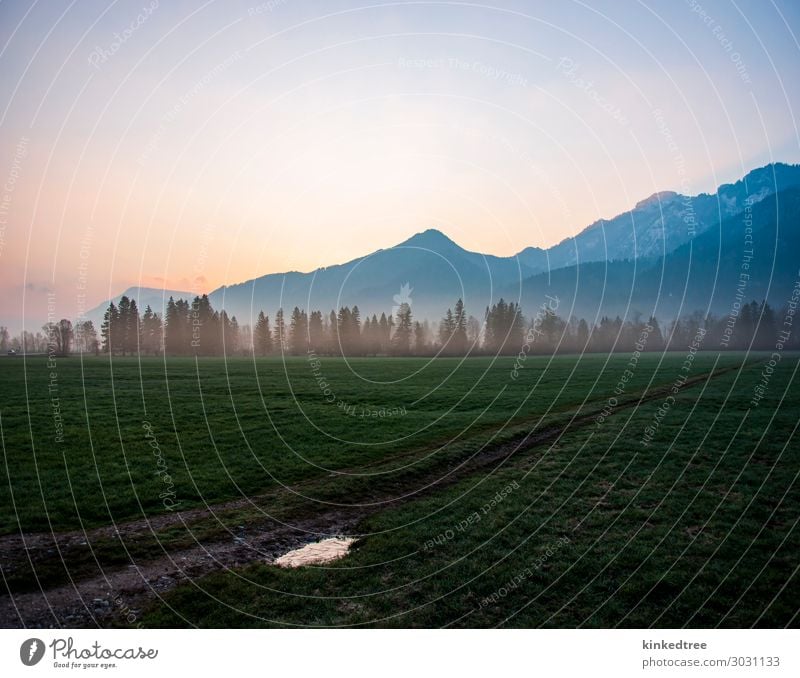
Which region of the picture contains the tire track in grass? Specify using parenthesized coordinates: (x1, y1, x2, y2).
(0, 359, 752, 628)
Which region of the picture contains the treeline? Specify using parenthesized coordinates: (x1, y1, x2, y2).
(2, 296, 795, 358)
(2, 319, 98, 356)
(98, 295, 526, 357)
(99, 295, 242, 356)
(94, 294, 800, 357)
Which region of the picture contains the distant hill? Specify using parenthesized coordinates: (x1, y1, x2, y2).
(84, 286, 191, 328)
(207, 228, 536, 324)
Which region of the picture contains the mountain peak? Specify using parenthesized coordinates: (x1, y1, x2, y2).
(723, 162, 800, 194)
(119, 285, 192, 300)
(397, 228, 461, 250)
(634, 191, 680, 209)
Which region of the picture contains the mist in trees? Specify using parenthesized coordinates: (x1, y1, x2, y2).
(74, 320, 99, 354)
(5, 295, 795, 358)
(42, 319, 74, 357)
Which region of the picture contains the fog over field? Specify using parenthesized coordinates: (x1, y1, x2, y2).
(0, 2, 798, 674)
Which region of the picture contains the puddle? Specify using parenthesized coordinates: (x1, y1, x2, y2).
(274, 537, 356, 568)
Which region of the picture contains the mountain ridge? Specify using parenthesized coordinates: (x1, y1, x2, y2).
(516, 162, 800, 272)
(513, 185, 800, 322)
(87, 162, 800, 327)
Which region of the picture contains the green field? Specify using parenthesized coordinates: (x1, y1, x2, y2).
(0, 352, 798, 627)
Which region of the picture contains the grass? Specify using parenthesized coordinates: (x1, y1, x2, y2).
(141, 354, 799, 627)
(0, 351, 745, 534)
(0, 352, 797, 627)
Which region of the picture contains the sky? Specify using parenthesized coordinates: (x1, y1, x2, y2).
(1, 0, 799, 331)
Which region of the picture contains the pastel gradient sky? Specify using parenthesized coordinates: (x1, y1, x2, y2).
(1, 0, 799, 330)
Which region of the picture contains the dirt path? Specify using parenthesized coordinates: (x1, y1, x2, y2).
(0, 361, 744, 628)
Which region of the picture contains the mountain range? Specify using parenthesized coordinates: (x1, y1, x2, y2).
(516, 161, 800, 272)
(86, 162, 800, 327)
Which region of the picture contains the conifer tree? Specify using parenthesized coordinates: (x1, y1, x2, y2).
(254, 311, 272, 356)
(101, 302, 119, 354)
(274, 308, 286, 353)
(392, 303, 413, 355)
(413, 321, 426, 354)
(289, 307, 308, 355)
(378, 312, 390, 353)
(439, 308, 454, 351)
(452, 299, 468, 354)
(309, 311, 324, 352)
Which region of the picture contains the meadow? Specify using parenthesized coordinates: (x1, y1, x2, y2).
(0, 352, 797, 627)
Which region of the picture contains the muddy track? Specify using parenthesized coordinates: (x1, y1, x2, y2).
(0, 361, 745, 628)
